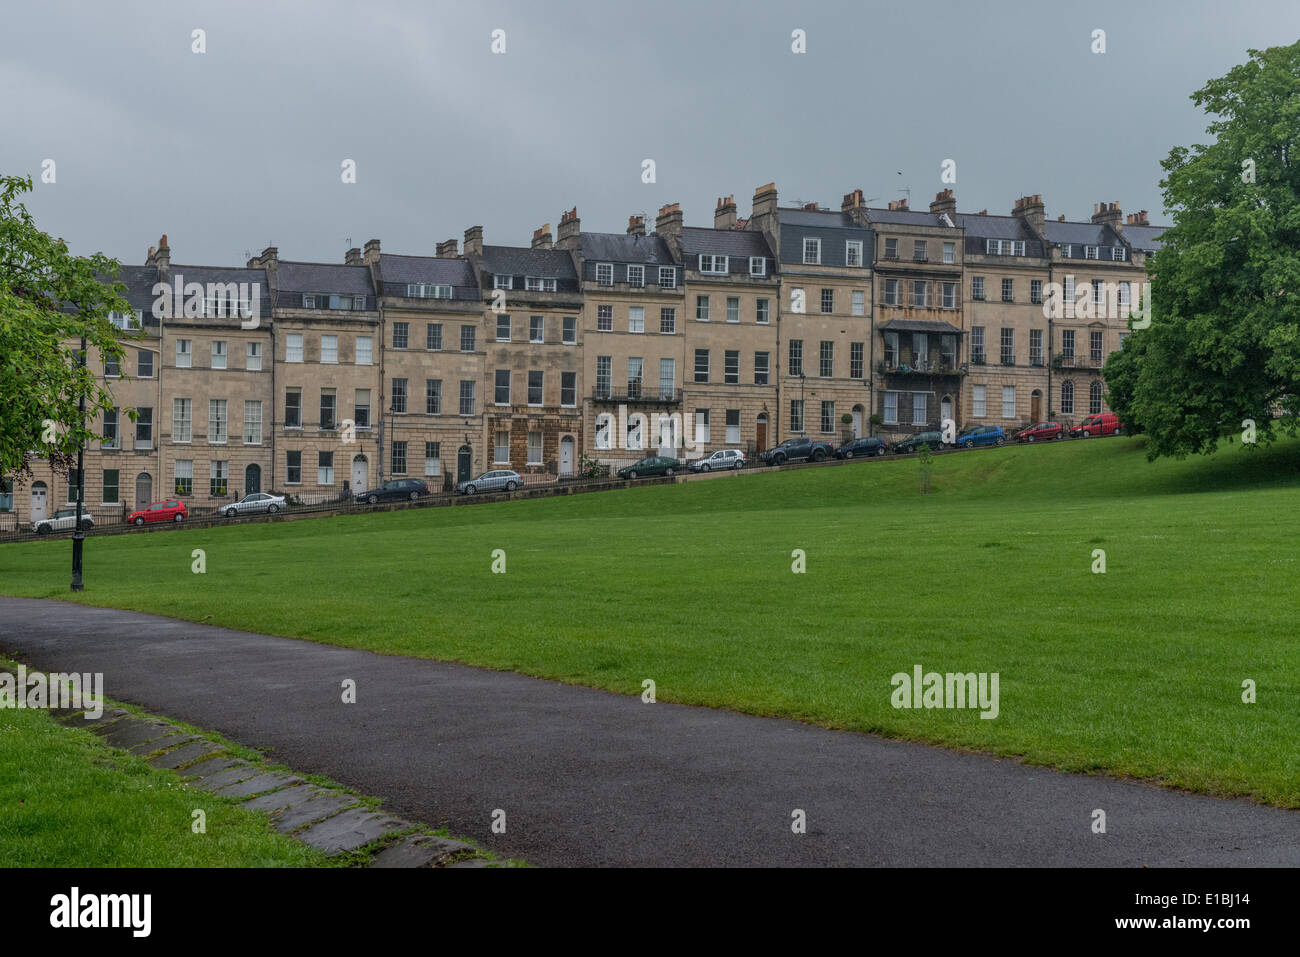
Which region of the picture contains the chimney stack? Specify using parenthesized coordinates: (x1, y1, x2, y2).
(930, 189, 956, 217)
(344, 247, 362, 266)
(436, 238, 459, 258)
(148, 234, 171, 279)
(555, 208, 580, 250)
(362, 239, 381, 266)
(626, 215, 645, 237)
(887, 198, 909, 211)
(531, 224, 553, 250)
(841, 188, 864, 213)
(1126, 210, 1149, 227)
(1091, 200, 1123, 229)
(654, 202, 683, 252)
(1011, 193, 1045, 234)
(750, 182, 778, 235)
(713, 195, 737, 230)
(463, 226, 484, 258)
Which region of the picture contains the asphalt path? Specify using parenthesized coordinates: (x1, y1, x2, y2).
(2, 596, 1296, 867)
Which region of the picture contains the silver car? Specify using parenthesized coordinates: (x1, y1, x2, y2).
(689, 449, 747, 472)
(455, 470, 523, 495)
(223, 492, 286, 517)
(33, 508, 94, 534)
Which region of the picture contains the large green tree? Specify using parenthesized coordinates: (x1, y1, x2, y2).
(0, 174, 132, 480)
(1106, 40, 1300, 459)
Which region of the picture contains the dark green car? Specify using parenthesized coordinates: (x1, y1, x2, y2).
(892, 431, 946, 453)
(617, 456, 681, 479)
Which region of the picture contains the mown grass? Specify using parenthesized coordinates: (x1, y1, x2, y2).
(0, 701, 333, 867)
(2, 435, 1299, 807)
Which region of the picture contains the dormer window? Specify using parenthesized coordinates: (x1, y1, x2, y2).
(626, 265, 644, 287)
(1085, 245, 1099, 260)
(1060, 244, 1072, 258)
(749, 257, 766, 277)
(803, 238, 821, 265)
(596, 263, 614, 286)
(493, 274, 513, 290)
(845, 240, 863, 267)
(658, 267, 676, 288)
(698, 255, 728, 275)
(302, 293, 365, 310)
(1109, 246, 1126, 261)
(525, 276, 557, 292)
(407, 283, 452, 298)
(984, 239, 1026, 256)
(109, 310, 143, 330)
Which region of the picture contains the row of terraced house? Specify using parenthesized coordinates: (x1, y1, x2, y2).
(4, 183, 1166, 525)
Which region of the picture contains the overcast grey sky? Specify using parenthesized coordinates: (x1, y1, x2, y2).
(4, 0, 1298, 266)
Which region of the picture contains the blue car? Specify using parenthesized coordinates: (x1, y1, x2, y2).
(954, 425, 1007, 448)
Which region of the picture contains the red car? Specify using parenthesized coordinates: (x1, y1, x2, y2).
(128, 500, 187, 526)
(1069, 412, 1123, 438)
(1015, 421, 1063, 442)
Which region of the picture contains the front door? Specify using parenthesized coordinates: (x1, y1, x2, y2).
(245, 464, 261, 495)
(756, 415, 768, 452)
(851, 406, 863, 439)
(30, 482, 48, 522)
(1031, 390, 1042, 422)
(559, 436, 574, 475)
(135, 473, 152, 509)
(351, 455, 368, 492)
(941, 396, 953, 429)
(457, 445, 472, 483)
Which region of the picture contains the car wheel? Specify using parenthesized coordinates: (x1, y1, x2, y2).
(466, 484, 477, 494)
(773, 455, 785, 466)
(367, 494, 378, 505)
(173, 513, 184, 523)
(964, 439, 975, 448)
(844, 450, 854, 459)
(505, 481, 518, 492)
(409, 491, 419, 501)
(267, 504, 279, 513)
(36, 525, 50, 535)
(1027, 435, 1035, 443)
(701, 464, 710, 472)
(134, 517, 145, 526)
(665, 468, 674, 476)
(733, 460, 743, 470)
(995, 436, 1005, 446)
(226, 508, 238, 518)
(1115, 425, 1123, 435)
(626, 472, 637, 480)
(813, 450, 826, 461)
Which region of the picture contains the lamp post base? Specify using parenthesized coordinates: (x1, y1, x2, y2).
(70, 532, 84, 592)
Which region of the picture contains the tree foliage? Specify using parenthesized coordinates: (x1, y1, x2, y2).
(0, 174, 132, 479)
(1108, 40, 1300, 459)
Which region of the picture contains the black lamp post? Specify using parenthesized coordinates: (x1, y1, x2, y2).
(70, 335, 87, 592)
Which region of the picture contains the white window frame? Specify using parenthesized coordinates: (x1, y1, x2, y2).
(596, 263, 614, 286)
(527, 431, 543, 466)
(243, 400, 262, 445)
(172, 398, 192, 444)
(246, 341, 262, 371)
(629, 306, 645, 334)
(210, 341, 227, 369)
(176, 339, 192, 368)
(626, 265, 644, 287)
(852, 290, 865, 316)
(972, 384, 987, 418)
(749, 257, 766, 277)
(803, 238, 821, 265)
(320, 335, 338, 364)
(494, 430, 510, 464)
(658, 267, 676, 288)
(698, 255, 729, 275)
(285, 333, 302, 363)
(845, 240, 863, 267)
(355, 336, 372, 365)
(942, 241, 955, 264)
(1002, 386, 1015, 419)
(494, 274, 513, 289)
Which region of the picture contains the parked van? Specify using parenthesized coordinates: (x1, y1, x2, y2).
(1069, 412, 1123, 437)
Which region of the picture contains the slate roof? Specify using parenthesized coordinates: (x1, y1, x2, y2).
(377, 254, 479, 299)
(879, 318, 964, 336)
(1124, 225, 1168, 253)
(679, 227, 774, 259)
(777, 208, 859, 229)
(276, 261, 374, 296)
(164, 264, 273, 317)
(579, 232, 676, 265)
(954, 213, 1035, 241)
(480, 245, 578, 281)
(1041, 220, 1121, 247)
(111, 265, 163, 313)
(865, 207, 951, 228)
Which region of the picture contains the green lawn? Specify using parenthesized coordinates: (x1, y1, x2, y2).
(0, 700, 331, 866)
(3, 435, 1299, 807)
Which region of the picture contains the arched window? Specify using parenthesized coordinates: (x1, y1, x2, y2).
(1089, 380, 1104, 414)
(1061, 380, 1075, 414)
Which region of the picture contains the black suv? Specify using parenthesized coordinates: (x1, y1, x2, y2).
(892, 431, 946, 453)
(354, 478, 430, 504)
(834, 437, 888, 459)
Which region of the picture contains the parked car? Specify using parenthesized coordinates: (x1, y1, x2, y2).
(223, 492, 286, 518)
(33, 508, 94, 534)
(128, 500, 187, 526)
(617, 457, 680, 480)
(1069, 412, 1123, 437)
(955, 425, 1007, 448)
(1014, 421, 1063, 442)
(892, 431, 946, 454)
(759, 436, 835, 466)
(834, 437, 888, 459)
(455, 470, 522, 495)
(689, 449, 746, 472)
(354, 478, 431, 504)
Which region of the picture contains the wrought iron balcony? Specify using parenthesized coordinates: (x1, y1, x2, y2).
(877, 360, 962, 377)
(591, 387, 682, 405)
